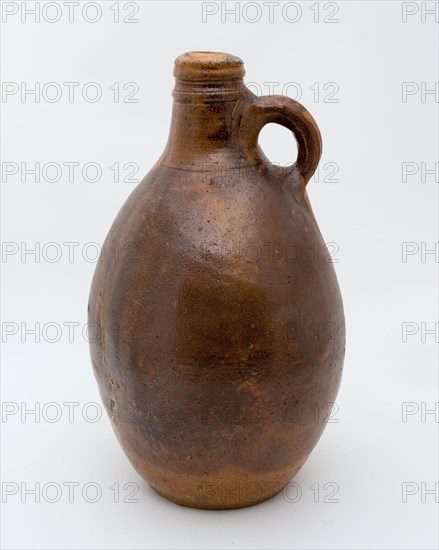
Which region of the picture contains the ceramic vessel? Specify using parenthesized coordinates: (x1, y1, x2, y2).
(88, 51, 345, 509)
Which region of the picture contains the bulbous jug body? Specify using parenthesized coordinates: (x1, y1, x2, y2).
(88, 52, 345, 509)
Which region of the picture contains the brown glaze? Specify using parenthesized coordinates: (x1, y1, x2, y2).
(88, 51, 345, 509)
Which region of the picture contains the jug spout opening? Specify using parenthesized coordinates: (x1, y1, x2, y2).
(174, 51, 245, 82)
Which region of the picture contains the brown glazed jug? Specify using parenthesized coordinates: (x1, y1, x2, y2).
(88, 52, 345, 509)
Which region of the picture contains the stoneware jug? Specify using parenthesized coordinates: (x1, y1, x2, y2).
(88, 51, 345, 509)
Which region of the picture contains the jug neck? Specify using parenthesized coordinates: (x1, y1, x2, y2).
(160, 52, 247, 170)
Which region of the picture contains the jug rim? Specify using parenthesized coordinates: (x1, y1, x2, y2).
(174, 51, 245, 82)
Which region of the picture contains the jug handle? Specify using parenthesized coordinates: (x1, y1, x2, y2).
(237, 94, 322, 193)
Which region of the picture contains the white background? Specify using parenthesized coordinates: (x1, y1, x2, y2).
(1, 1, 438, 549)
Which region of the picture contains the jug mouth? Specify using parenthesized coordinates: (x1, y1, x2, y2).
(174, 51, 245, 82)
